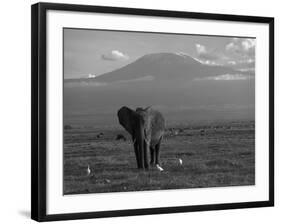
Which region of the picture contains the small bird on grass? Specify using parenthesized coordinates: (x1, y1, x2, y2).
(179, 159, 183, 165)
(87, 164, 91, 176)
(105, 179, 111, 184)
(156, 164, 164, 172)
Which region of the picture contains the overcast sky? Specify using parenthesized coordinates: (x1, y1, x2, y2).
(64, 28, 255, 79)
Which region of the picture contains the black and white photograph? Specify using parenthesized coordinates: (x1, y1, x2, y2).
(63, 29, 255, 195)
(30, 2, 274, 222)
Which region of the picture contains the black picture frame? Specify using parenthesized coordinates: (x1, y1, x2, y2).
(31, 2, 274, 222)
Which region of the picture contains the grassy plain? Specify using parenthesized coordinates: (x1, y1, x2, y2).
(63, 120, 255, 195)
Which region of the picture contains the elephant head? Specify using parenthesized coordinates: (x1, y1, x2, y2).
(117, 106, 165, 170)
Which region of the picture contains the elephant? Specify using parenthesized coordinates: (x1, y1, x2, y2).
(117, 106, 165, 170)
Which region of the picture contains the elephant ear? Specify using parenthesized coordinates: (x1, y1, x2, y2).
(117, 106, 136, 135)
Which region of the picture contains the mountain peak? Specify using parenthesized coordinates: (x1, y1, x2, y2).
(137, 52, 200, 65)
(90, 52, 239, 83)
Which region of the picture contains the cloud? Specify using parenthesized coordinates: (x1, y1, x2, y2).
(237, 58, 255, 67)
(193, 57, 222, 66)
(195, 74, 253, 81)
(195, 44, 219, 60)
(225, 38, 255, 57)
(236, 67, 255, 72)
(224, 39, 255, 71)
(227, 60, 237, 65)
(175, 52, 192, 58)
(101, 50, 129, 61)
(65, 75, 155, 88)
(116, 75, 155, 84)
(65, 81, 108, 88)
(88, 74, 96, 78)
(175, 51, 221, 66)
(201, 60, 221, 66)
(196, 44, 207, 54)
(225, 58, 255, 71)
(193, 39, 255, 70)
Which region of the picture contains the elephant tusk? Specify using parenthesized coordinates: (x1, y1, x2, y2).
(132, 138, 136, 145)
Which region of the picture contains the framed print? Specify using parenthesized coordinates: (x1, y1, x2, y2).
(31, 2, 274, 222)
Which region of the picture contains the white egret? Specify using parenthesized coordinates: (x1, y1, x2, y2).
(87, 165, 91, 176)
(156, 164, 164, 172)
(179, 159, 183, 165)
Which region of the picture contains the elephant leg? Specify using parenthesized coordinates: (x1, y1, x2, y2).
(155, 141, 161, 166)
(133, 140, 141, 168)
(150, 146, 155, 165)
(143, 140, 150, 169)
(139, 139, 145, 169)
